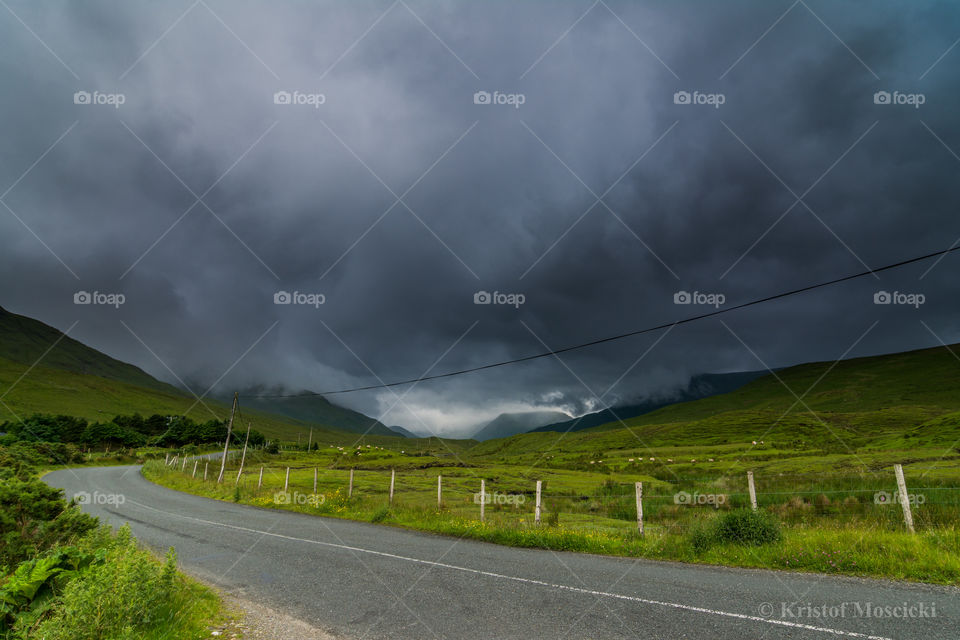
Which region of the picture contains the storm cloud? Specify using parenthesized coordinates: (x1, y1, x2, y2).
(2, 1, 959, 436)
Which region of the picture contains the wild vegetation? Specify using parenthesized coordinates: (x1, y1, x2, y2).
(0, 441, 224, 639)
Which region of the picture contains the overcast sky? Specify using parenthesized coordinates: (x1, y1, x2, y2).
(2, 1, 959, 437)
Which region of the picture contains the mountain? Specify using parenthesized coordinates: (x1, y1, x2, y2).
(0, 305, 178, 393)
(529, 370, 768, 435)
(238, 390, 397, 437)
(0, 306, 407, 443)
(469, 342, 960, 458)
(473, 411, 571, 441)
(388, 426, 418, 438)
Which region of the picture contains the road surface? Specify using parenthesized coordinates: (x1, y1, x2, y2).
(45, 465, 957, 640)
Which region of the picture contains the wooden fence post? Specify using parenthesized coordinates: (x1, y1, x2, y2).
(389, 469, 395, 504)
(437, 474, 442, 509)
(284, 467, 290, 493)
(635, 481, 644, 536)
(203, 461, 208, 481)
(480, 479, 486, 522)
(747, 471, 758, 511)
(235, 422, 251, 485)
(894, 464, 915, 533)
(192, 460, 198, 478)
(165, 453, 170, 465)
(535, 480, 542, 525)
(258, 466, 263, 490)
(349, 468, 354, 498)
(313, 468, 318, 494)
(181, 457, 187, 471)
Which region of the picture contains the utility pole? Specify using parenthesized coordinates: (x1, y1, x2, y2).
(236, 421, 251, 485)
(217, 392, 238, 484)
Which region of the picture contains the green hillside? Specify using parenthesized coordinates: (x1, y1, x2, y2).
(0, 306, 177, 393)
(239, 391, 397, 437)
(470, 342, 960, 459)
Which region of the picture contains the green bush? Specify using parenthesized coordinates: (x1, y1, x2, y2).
(689, 509, 782, 553)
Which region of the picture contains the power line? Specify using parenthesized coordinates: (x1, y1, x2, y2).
(252, 245, 960, 398)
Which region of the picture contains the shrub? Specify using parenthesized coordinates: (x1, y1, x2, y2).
(713, 509, 782, 546)
(688, 509, 782, 553)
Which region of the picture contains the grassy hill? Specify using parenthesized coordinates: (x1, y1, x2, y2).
(469, 342, 960, 460)
(472, 410, 570, 441)
(0, 306, 450, 446)
(0, 306, 177, 393)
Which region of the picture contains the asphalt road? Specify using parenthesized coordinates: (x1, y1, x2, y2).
(45, 465, 957, 640)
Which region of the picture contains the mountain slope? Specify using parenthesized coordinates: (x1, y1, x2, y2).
(389, 426, 417, 438)
(469, 342, 960, 457)
(238, 391, 397, 437)
(0, 305, 177, 393)
(529, 371, 768, 435)
(473, 411, 570, 441)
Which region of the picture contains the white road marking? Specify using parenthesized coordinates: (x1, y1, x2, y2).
(122, 497, 892, 640)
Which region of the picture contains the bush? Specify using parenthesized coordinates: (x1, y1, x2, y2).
(688, 509, 782, 553)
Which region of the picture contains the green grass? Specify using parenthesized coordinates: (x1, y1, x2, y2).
(143, 441, 960, 585)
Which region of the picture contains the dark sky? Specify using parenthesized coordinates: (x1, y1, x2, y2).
(2, 1, 959, 436)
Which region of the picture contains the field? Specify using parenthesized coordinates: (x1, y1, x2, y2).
(144, 433, 960, 584)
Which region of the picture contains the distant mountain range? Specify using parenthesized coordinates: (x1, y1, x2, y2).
(529, 371, 769, 435)
(388, 426, 418, 438)
(233, 390, 397, 437)
(472, 411, 571, 441)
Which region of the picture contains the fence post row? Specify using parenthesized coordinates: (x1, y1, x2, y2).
(894, 463, 915, 534)
(535, 480, 542, 525)
(747, 471, 758, 511)
(389, 469, 395, 504)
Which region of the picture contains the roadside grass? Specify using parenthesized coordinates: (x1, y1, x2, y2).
(144, 447, 960, 585)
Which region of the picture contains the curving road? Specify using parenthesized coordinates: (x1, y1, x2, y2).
(45, 466, 957, 640)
